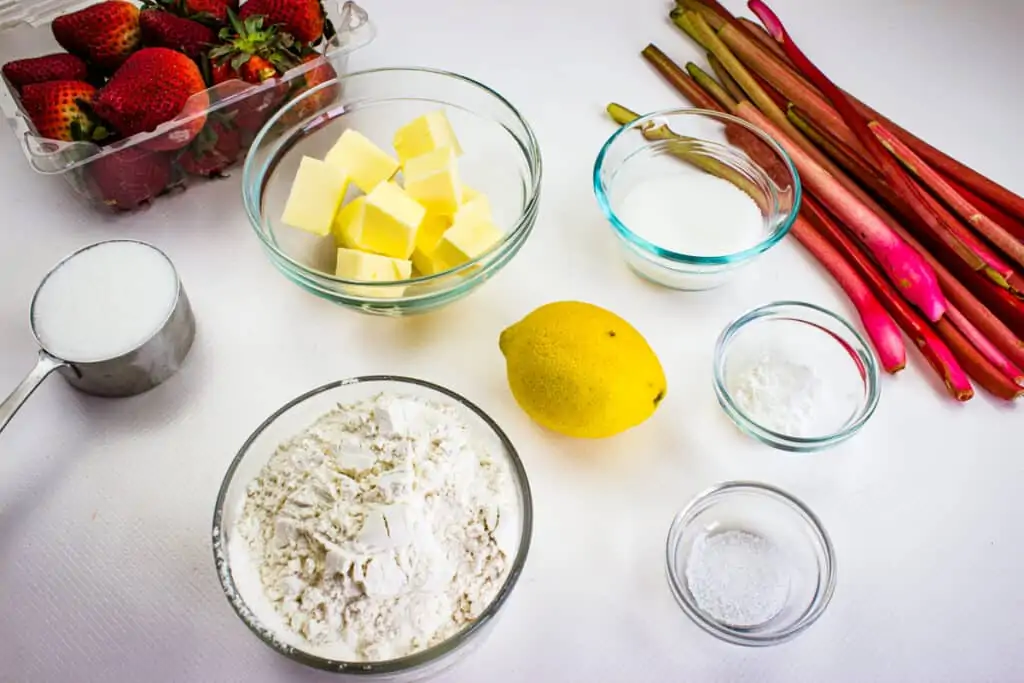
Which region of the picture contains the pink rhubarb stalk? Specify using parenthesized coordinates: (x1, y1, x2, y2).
(748, 0, 1021, 295)
(802, 197, 973, 400)
(790, 216, 906, 373)
(871, 121, 1024, 268)
(944, 305, 1024, 389)
(734, 100, 947, 321)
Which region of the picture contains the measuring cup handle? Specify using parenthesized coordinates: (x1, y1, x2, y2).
(0, 350, 67, 436)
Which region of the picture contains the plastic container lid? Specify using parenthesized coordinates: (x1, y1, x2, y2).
(0, 0, 95, 31)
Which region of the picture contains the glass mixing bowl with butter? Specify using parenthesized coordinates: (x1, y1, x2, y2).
(243, 67, 542, 316)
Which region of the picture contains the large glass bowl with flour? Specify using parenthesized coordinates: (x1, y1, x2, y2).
(212, 376, 533, 678)
(594, 108, 800, 290)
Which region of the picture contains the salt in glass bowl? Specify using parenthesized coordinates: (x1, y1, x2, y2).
(593, 108, 800, 290)
(242, 67, 542, 316)
(713, 301, 881, 452)
(212, 376, 534, 679)
(666, 481, 836, 646)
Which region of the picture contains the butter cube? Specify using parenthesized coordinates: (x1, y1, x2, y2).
(453, 193, 492, 226)
(335, 248, 413, 298)
(433, 216, 504, 270)
(393, 110, 463, 164)
(410, 211, 452, 276)
(281, 156, 350, 237)
(461, 184, 480, 203)
(402, 148, 463, 216)
(325, 130, 399, 193)
(358, 182, 426, 259)
(332, 196, 365, 248)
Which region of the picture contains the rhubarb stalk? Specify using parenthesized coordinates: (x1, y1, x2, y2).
(934, 317, 1023, 400)
(802, 197, 973, 400)
(942, 305, 1024, 390)
(870, 121, 1024, 269)
(734, 100, 948, 322)
(641, 44, 720, 112)
(708, 54, 746, 106)
(685, 63, 737, 111)
(790, 216, 907, 373)
(748, 0, 1023, 294)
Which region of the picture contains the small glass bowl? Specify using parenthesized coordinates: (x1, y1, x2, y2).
(713, 301, 880, 452)
(212, 376, 534, 678)
(666, 481, 836, 646)
(242, 67, 542, 316)
(593, 108, 800, 290)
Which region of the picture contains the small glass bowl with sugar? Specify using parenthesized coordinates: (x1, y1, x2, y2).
(593, 108, 801, 290)
(666, 481, 836, 646)
(713, 300, 881, 452)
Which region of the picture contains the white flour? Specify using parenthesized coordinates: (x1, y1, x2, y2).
(229, 392, 519, 662)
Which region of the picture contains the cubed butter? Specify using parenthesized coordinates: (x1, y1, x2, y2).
(357, 181, 426, 259)
(461, 184, 480, 203)
(402, 148, 463, 216)
(332, 196, 365, 248)
(453, 192, 491, 226)
(409, 211, 452, 276)
(325, 129, 399, 193)
(281, 156, 350, 237)
(335, 248, 412, 298)
(393, 110, 463, 164)
(433, 216, 504, 270)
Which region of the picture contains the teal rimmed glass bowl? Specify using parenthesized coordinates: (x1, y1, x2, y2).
(593, 108, 800, 290)
(242, 67, 542, 316)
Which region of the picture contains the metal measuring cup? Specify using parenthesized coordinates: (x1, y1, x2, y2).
(0, 240, 196, 435)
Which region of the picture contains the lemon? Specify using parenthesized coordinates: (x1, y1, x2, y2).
(498, 301, 667, 438)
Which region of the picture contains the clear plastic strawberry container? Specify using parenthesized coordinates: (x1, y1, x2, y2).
(0, 0, 374, 212)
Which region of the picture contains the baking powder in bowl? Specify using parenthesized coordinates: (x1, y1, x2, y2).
(228, 392, 520, 662)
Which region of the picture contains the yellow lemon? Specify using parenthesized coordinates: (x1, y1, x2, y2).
(498, 301, 667, 438)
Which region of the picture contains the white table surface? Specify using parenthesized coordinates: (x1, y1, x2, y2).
(1, 0, 1023, 680)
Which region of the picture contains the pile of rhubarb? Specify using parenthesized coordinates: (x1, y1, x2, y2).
(612, 0, 1024, 402)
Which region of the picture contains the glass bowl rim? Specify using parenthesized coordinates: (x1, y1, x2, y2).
(241, 66, 543, 290)
(712, 300, 881, 452)
(665, 480, 837, 646)
(211, 375, 535, 675)
(593, 107, 802, 266)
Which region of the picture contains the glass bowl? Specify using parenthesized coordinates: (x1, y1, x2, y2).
(212, 376, 534, 678)
(666, 481, 836, 646)
(713, 301, 881, 452)
(593, 108, 800, 290)
(242, 67, 542, 316)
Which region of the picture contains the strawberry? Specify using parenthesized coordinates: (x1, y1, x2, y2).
(87, 147, 174, 210)
(148, 0, 237, 26)
(94, 48, 209, 151)
(209, 11, 299, 81)
(238, 0, 327, 44)
(2, 54, 88, 93)
(52, 1, 142, 71)
(20, 80, 108, 142)
(139, 10, 216, 60)
(178, 118, 242, 176)
(282, 53, 337, 123)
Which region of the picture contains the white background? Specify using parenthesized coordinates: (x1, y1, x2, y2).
(1, 0, 1023, 681)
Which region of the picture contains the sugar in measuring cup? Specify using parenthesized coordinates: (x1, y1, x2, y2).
(0, 240, 195, 435)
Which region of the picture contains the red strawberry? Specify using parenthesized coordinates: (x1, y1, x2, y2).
(238, 0, 326, 44)
(2, 54, 88, 93)
(209, 12, 298, 80)
(94, 48, 209, 150)
(178, 118, 242, 176)
(139, 10, 216, 60)
(20, 80, 109, 143)
(87, 147, 174, 210)
(282, 53, 337, 122)
(52, 1, 142, 71)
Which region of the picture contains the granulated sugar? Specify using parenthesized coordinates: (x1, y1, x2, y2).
(684, 529, 790, 627)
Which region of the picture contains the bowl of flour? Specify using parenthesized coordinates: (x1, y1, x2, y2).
(212, 376, 532, 678)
